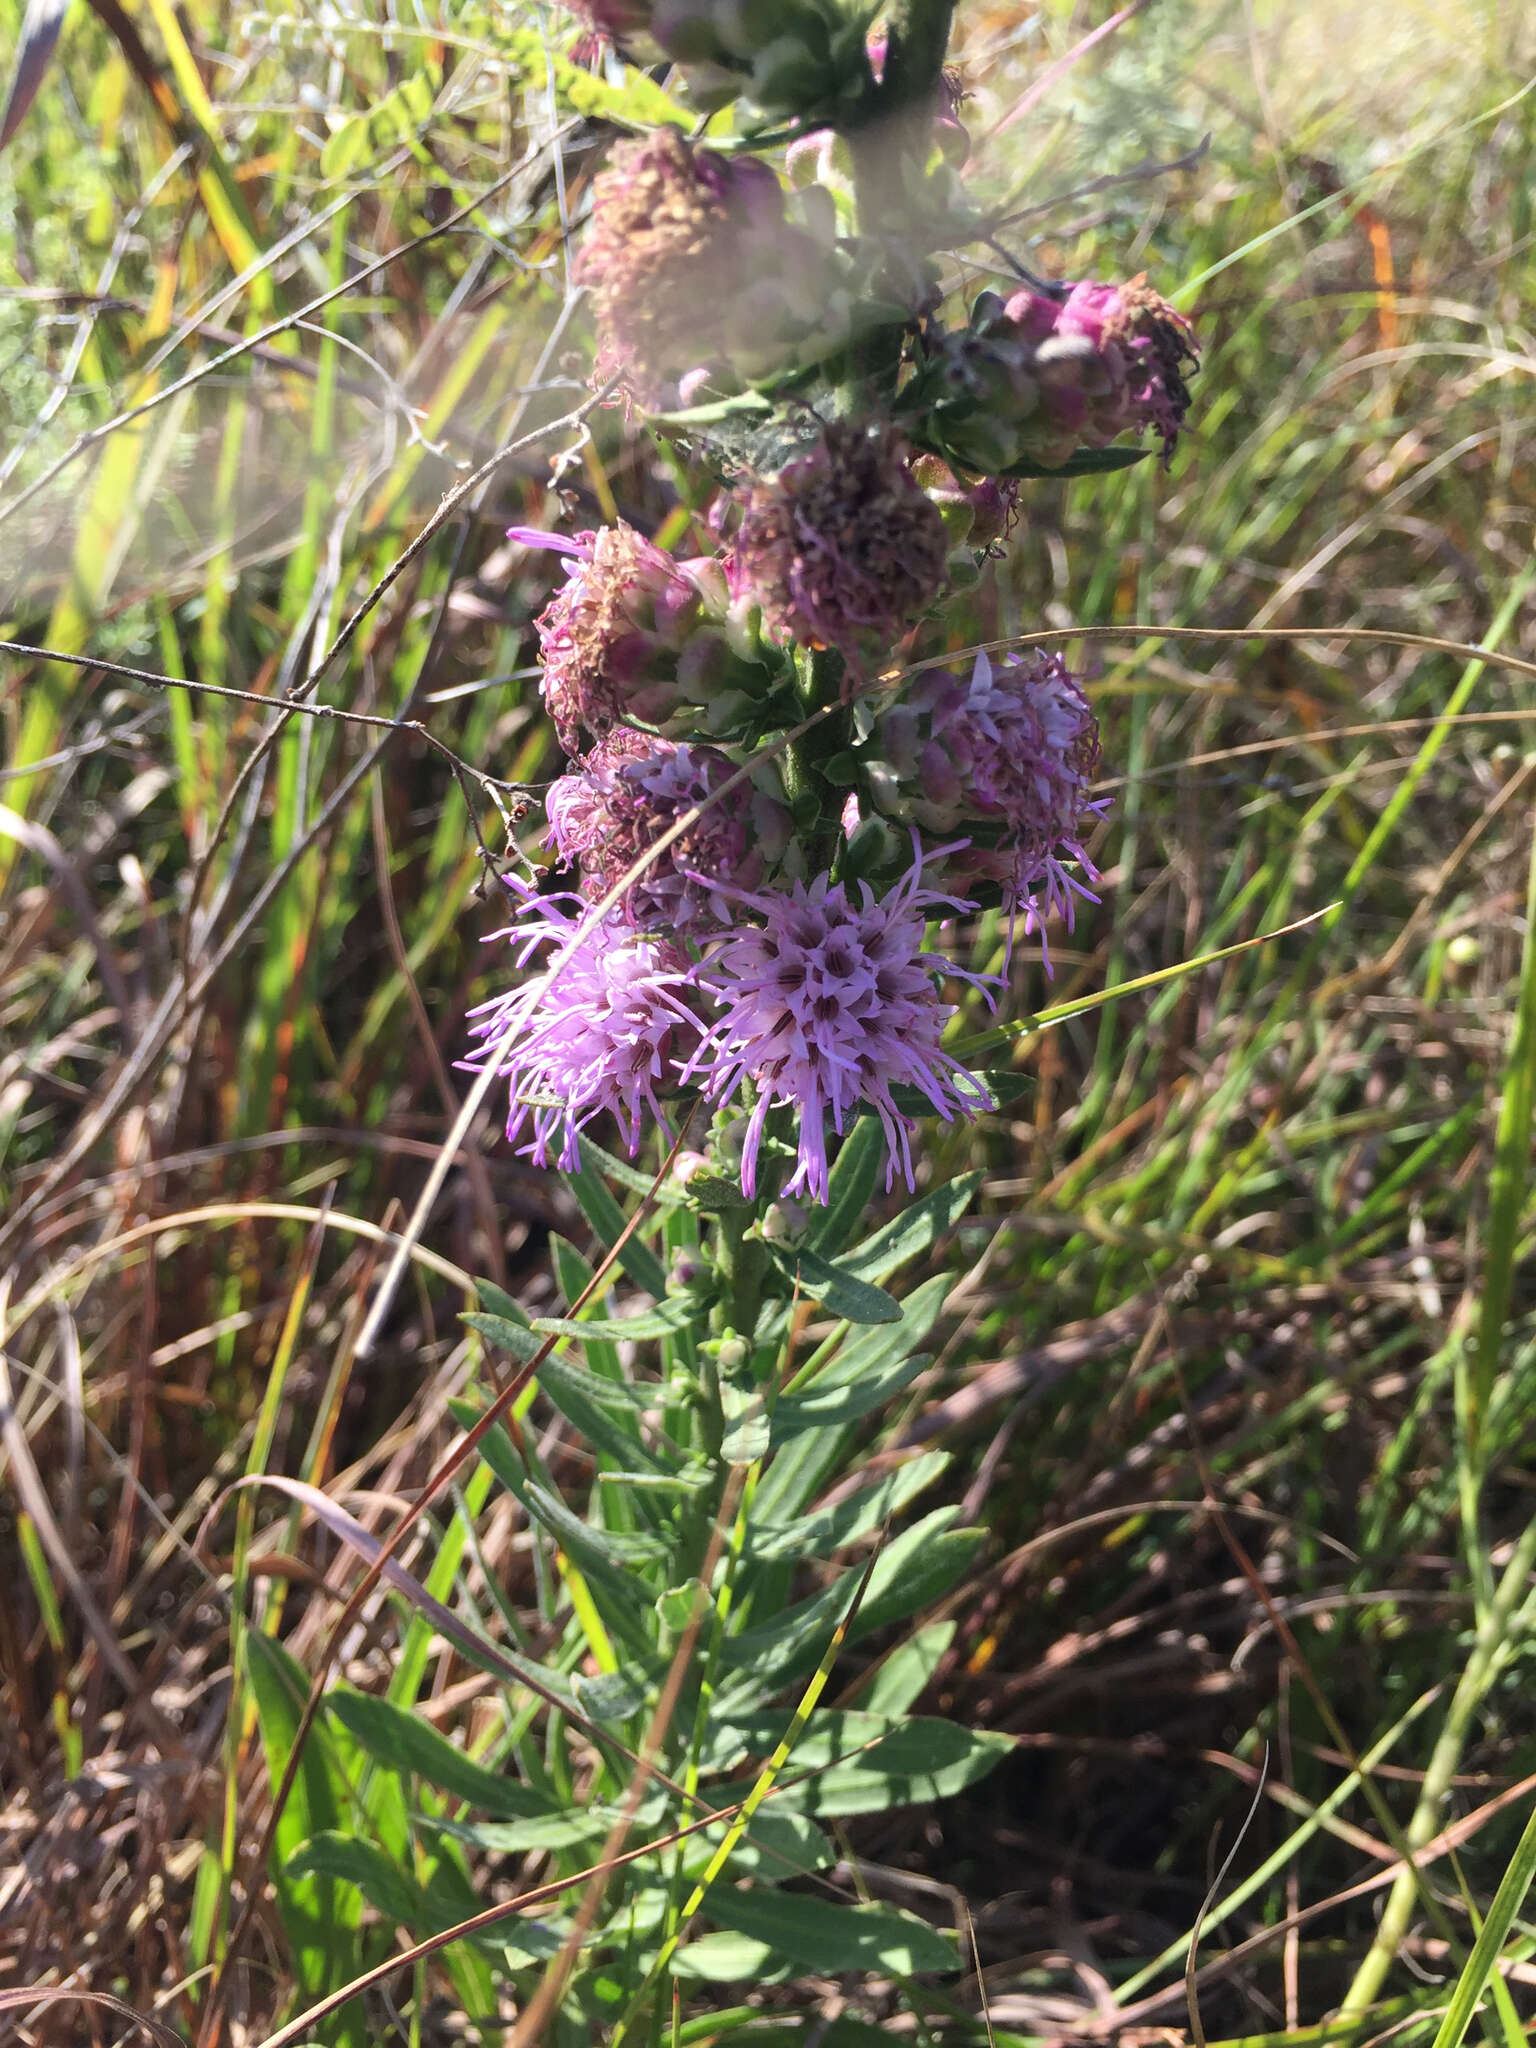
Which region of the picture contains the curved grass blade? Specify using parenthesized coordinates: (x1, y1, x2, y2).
(0, 0, 70, 152)
(0, 1989, 181, 2047)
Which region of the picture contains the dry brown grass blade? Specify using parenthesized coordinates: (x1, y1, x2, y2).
(0, 1285, 145, 1704)
(1186, 1748, 1269, 2048)
(1103, 1767, 1536, 2035)
(1, 1203, 479, 1348)
(1173, 1366, 1466, 1962)
(0, 802, 132, 1022)
(0, 1986, 183, 2048)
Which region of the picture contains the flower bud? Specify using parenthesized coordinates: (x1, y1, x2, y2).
(671, 1149, 712, 1187)
(905, 274, 1198, 475)
(759, 1198, 811, 1246)
(667, 1246, 710, 1292)
(712, 1334, 752, 1379)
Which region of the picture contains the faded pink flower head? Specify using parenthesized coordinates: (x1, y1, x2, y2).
(545, 728, 787, 934)
(911, 274, 1198, 475)
(577, 129, 791, 406)
(1035, 275, 1199, 465)
(463, 882, 704, 1171)
(728, 421, 948, 669)
(515, 523, 749, 755)
(873, 649, 1109, 967)
(688, 847, 992, 1203)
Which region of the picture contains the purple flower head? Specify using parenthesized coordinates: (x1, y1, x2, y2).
(1034, 274, 1199, 466)
(516, 523, 756, 755)
(463, 881, 706, 1171)
(911, 274, 1198, 475)
(872, 649, 1110, 969)
(577, 130, 799, 406)
(727, 421, 948, 670)
(688, 845, 992, 1204)
(545, 727, 788, 934)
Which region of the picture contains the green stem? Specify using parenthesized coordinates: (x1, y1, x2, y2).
(848, 0, 955, 302)
(1337, 1511, 1536, 2018)
(876, 0, 957, 115)
(709, 1207, 765, 1353)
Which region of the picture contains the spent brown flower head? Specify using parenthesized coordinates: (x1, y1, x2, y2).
(727, 421, 948, 668)
(577, 130, 790, 406)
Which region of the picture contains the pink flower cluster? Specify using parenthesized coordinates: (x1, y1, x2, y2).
(488, 500, 1113, 1198)
(466, 128, 1199, 1201)
(545, 728, 788, 935)
(687, 855, 993, 1204)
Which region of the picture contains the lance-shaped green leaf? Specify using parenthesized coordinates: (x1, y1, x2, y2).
(807, 1118, 887, 1260)
(673, 1889, 958, 1980)
(462, 1311, 543, 1365)
(770, 1349, 931, 1440)
(326, 1688, 553, 1819)
(998, 443, 1151, 479)
(536, 1352, 667, 1476)
(749, 1451, 950, 1560)
(719, 1510, 981, 1690)
(566, 1143, 670, 1299)
(839, 1172, 982, 1286)
(767, 1243, 902, 1324)
(532, 1296, 699, 1343)
(752, 1274, 950, 1524)
(711, 1713, 1012, 1818)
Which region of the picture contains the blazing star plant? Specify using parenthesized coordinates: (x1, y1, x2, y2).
(481, 106, 1198, 1213)
(277, 8, 1203, 2037)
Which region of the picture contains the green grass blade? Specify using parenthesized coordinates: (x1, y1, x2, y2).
(1426, 1798, 1536, 2048)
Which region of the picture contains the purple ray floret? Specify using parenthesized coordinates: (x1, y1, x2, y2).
(462, 880, 705, 1171)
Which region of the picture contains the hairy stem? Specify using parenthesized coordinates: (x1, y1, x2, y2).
(877, 0, 957, 114)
